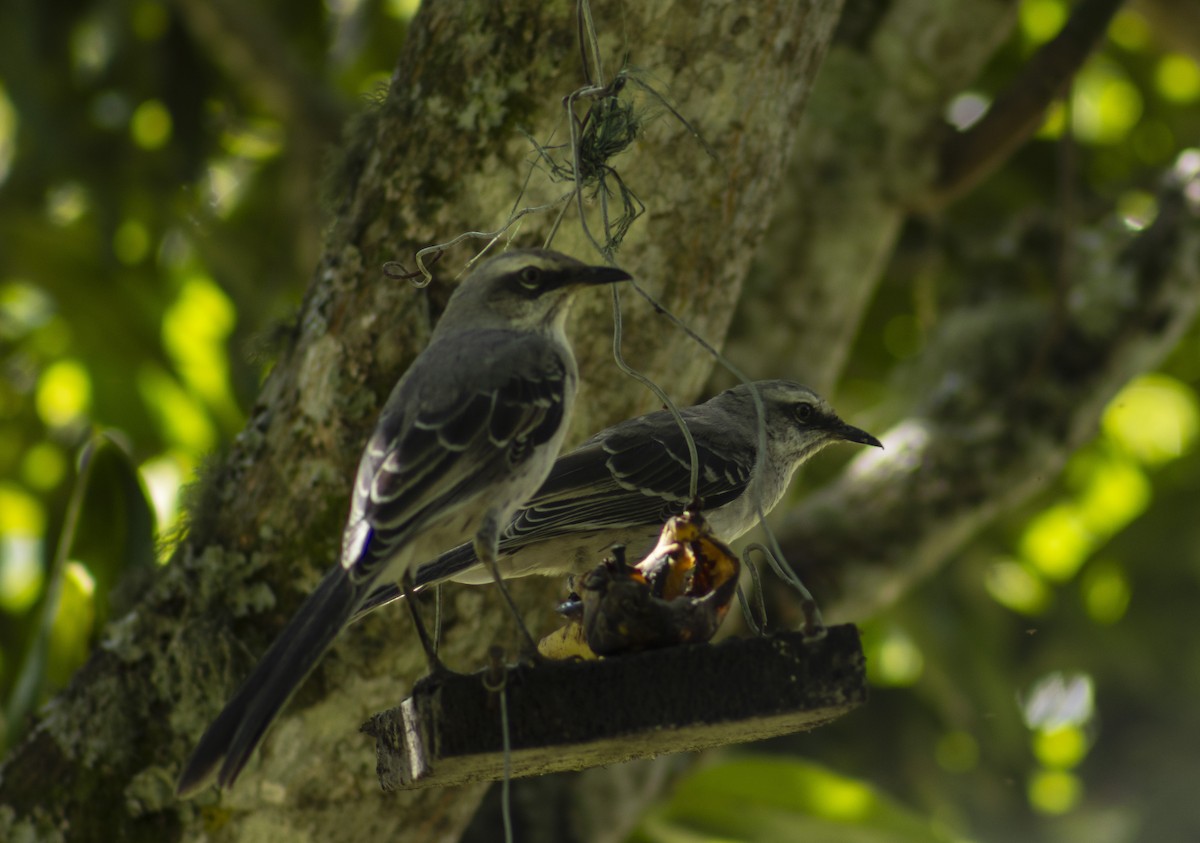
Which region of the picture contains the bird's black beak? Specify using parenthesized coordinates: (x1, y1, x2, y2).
(568, 264, 633, 287)
(834, 421, 883, 449)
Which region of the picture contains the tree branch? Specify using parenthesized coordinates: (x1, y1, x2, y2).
(779, 167, 1200, 622)
(724, 0, 1018, 394)
(928, 0, 1126, 210)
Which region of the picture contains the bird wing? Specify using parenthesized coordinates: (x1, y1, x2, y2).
(504, 410, 754, 544)
(343, 329, 571, 582)
(406, 408, 756, 592)
(388, 381, 881, 619)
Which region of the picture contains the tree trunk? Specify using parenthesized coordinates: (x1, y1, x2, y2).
(0, 2, 844, 841)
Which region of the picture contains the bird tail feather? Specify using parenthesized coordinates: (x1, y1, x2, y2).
(414, 543, 479, 587)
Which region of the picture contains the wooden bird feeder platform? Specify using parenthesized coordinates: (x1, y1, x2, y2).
(361, 623, 866, 791)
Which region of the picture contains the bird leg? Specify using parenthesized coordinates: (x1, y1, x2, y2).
(401, 572, 451, 676)
(475, 515, 541, 659)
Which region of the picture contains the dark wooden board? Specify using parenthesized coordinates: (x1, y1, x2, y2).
(362, 624, 867, 791)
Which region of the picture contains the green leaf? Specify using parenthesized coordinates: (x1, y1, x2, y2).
(67, 431, 157, 627)
(2, 431, 156, 750)
(631, 756, 957, 843)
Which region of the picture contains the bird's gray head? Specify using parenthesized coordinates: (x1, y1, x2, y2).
(721, 380, 883, 467)
(433, 249, 631, 338)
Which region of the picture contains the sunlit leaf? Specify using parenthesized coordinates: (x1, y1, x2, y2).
(139, 452, 189, 546)
(1020, 504, 1094, 582)
(1028, 769, 1083, 815)
(20, 441, 66, 491)
(0, 535, 44, 614)
(45, 182, 89, 225)
(69, 432, 158, 625)
(0, 281, 54, 339)
(70, 18, 114, 79)
(161, 273, 240, 429)
(1072, 58, 1143, 144)
(864, 624, 925, 687)
(1107, 10, 1150, 51)
(1102, 373, 1200, 465)
(0, 81, 15, 185)
(130, 99, 172, 150)
(47, 563, 96, 689)
(1155, 54, 1200, 104)
(0, 483, 45, 536)
(1033, 725, 1089, 769)
(137, 363, 216, 454)
(35, 359, 91, 428)
(633, 757, 958, 843)
(219, 120, 284, 161)
(1037, 100, 1066, 139)
(1080, 559, 1131, 625)
(203, 159, 254, 217)
(1073, 452, 1150, 537)
(384, 0, 422, 21)
(357, 70, 394, 97)
(1019, 0, 1067, 46)
(985, 558, 1053, 614)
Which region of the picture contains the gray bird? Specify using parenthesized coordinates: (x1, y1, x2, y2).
(176, 249, 630, 796)
(356, 380, 882, 616)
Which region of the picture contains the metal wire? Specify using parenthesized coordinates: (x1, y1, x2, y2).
(736, 548, 768, 636)
(482, 648, 514, 843)
(565, 0, 826, 635)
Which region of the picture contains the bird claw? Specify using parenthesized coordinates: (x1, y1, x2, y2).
(798, 598, 827, 642)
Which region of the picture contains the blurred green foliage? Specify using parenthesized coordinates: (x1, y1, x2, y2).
(0, 0, 411, 746)
(741, 4, 1200, 843)
(633, 756, 959, 843)
(2, 431, 155, 748)
(0, 1, 1198, 842)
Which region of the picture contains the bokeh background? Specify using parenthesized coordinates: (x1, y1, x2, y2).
(1, 1, 1198, 841)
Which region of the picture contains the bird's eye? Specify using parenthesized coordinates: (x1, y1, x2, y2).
(518, 266, 543, 289)
(793, 403, 814, 423)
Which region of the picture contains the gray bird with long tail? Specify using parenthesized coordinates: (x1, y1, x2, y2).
(176, 249, 630, 796)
